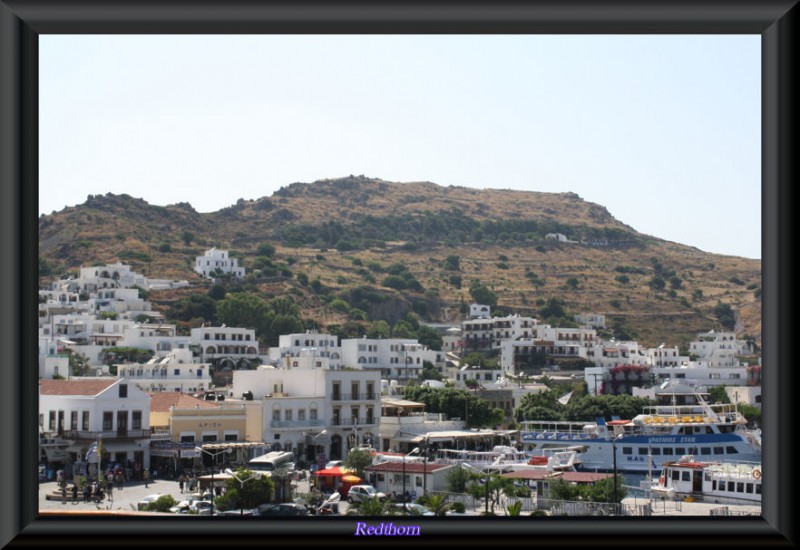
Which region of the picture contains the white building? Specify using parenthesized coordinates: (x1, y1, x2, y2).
(190, 325, 262, 368)
(689, 330, 751, 368)
(74, 263, 149, 292)
(269, 331, 342, 369)
(116, 348, 212, 394)
(469, 303, 491, 319)
(230, 366, 382, 462)
(574, 314, 606, 330)
(463, 314, 539, 353)
(194, 248, 245, 280)
(725, 386, 762, 409)
(39, 378, 152, 469)
(340, 338, 445, 381)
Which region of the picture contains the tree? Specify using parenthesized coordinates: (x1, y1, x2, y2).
(714, 302, 736, 330)
(145, 495, 177, 512)
(343, 448, 373, 478)
(708, 385, 731, 404)
(443, 255, 461, 271)
(215, 467, 274, 510)
(216, 293, 272, 339)
(423, 493, 453, 516)
(181, 230, 194, 246)
(444, 465, 471, 493)
(469, 280, 498, 308)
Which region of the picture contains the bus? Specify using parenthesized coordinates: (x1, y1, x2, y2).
(248, 451, 295, 473)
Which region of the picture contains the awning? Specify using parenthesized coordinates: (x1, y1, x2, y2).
(393, 434, 424, 443)
(315, 466, 356, 478)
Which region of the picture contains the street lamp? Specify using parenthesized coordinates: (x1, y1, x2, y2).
(225, 468, 263, 516)
(195, 446, 232, 517)
(402, 447, 420, 504)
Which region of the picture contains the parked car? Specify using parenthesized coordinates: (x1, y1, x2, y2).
(346, 485, 387, 504)
(392, 503, 435, 516)
(257, 502, 310, 516)
(213, 509, 258, 517)
(324, 460, 344, 469)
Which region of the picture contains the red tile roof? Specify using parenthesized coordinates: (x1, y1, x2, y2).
(40, 379, 117, 396)
(148, 392, 219, 413)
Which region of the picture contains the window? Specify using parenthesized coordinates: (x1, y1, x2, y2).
(224, 433, 238, 442)
(671, 471, 680, 481)
(82, 411, 89, 431)
(49, 411, 56, 431)
(70, 411, 78, 430)
(713, 447, 724, 455)
(132, 411, 142, 430)
(622, 447, 632, 455)
(103, 412, 113, 431)
(676, 447, 686, 455)
(273, 410, 281, 421)
(681, 471, 690, 481)
(174, 368, 180, 376)
(638, 448, 649, 455)
(726, 446, 739, 454)
(737, 482, 744, 493)
(663, 448, 673, 456)
(310, 409, 318, 421)
(298, 409, 306, 421)
(727, 481, 735, 492)
(746, 483, 753, 493)
(180, 435, 195, 443)
(118, 384, 128, 398)
(700, 447, 711, 456)
(285, 410, 293, 421)
(651, 448, 661, 455)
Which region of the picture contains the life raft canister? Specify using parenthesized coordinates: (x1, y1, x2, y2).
(752, 468, 762, 480)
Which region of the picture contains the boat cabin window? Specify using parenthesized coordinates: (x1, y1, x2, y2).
(700, 447, 712, 456)
(638, 448, 649, 455)
(672, 471, 680, 481)
(662, 448, 673, 455)
(727, 481, 735, 491)
(682, 471, 691, 481)
(737, 482, 744, 493)
(622, 447, 632, 455)
(704, 472, 712, 481)
(712, 480, 717, 490)
(726, 446, 738, 454)
(651, 448, 660, 455)
(676, 447, 686, 455)
(746, 483, 753, 493)
(713, 447, 724, 454)
(756, 484, 761, 495)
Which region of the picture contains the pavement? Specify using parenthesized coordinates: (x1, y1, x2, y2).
(38, 471, 349, 515)
(39, 476, 194, 513)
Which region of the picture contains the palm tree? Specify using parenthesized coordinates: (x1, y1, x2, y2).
(424, 494, 453, 517)
(346, 497, 397, 517)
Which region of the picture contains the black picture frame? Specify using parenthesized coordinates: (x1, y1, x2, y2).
(1, 1, 795, 547)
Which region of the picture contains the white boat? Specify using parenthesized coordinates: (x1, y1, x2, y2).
(39, 427, 70, 463)
(650, 455, 762, 505)
(435, 445, 581, 473)
(519, 392, 761, 473)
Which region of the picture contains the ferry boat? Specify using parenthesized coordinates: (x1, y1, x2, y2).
(650, 455, 762, 505)
(519, 393, 761, 474)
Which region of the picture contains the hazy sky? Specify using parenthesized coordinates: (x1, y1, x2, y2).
(40, 35, 761, 260)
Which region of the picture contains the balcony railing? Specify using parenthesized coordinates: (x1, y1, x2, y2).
(331, 417, 377, 427)
(331, 393, 378, 401)
(61, 429, 151, 440)
(270, 419, 325, 429)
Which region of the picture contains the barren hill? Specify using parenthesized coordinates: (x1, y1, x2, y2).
(38, 176, 761, 351)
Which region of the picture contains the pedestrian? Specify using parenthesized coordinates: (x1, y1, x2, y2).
(143, 468, 150, 488)
(61, 484, 67, 505)
(71, 483, 78, 504)
(116, 471, 123, 490)
(178, 474, 186, 494)
(83, 484, 90, 502)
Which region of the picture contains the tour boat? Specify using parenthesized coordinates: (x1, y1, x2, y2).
(650, 455, 761, 505)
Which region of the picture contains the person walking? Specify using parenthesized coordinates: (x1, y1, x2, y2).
(143, 468, 151, 488)
(178, 474, 186, 494)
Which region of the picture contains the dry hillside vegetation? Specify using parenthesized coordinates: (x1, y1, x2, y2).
(39, 176, 761, 351)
